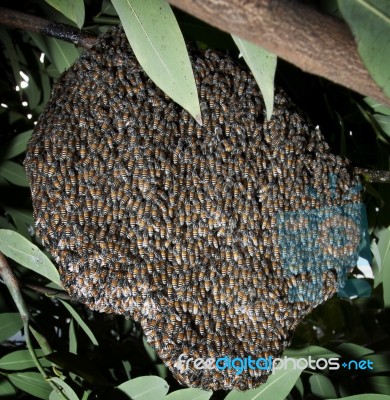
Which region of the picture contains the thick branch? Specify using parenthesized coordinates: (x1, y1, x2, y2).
(168, 0, 390, 106)
(0, 7, 97, 49)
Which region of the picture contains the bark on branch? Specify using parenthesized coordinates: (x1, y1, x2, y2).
(167, 0, 390, 106)
(0, 7, 97, 49)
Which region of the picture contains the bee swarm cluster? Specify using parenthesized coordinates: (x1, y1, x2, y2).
(24, 27, 362, 390)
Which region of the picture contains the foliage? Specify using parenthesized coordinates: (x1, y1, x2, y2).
(0, 0, 389, 399)
(338, 0, 390, 98)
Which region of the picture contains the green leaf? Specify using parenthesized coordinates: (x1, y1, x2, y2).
(0, 378, 17, 396)
(117, 376, 169, 400)
(294, 377, 304, 397)
(338, 0, 390, 99)
(69, 318, 77, 354)
(377, 227, 390, 306)
(44, 0, 85, 28)
(3, 207, 34, 239)
(49, 377, 79, 400)
(0, 349, 51, 370)
(368, 376, 390, 395)
(371, 239, 382, 287)
(45, 352, 107, 385)
(309, 374, 337, 399)
(4, 130, 33, 160)
(46, 63, 61, 79)
(336, 343, 374, 358)
(0, 161, 29, 187)
(37, 73, 52, 113)
(0, 313, 23, 343)
(143, 335, 157, 362)
(8, 372, 51, 400)
(30, 326, 53, 356)
(59, 300, 98, 346)
(338, 278, 372, 298)
(24, 74, 41, 111)
(225, 364, 304, 400)
(365, 97, 390, 115)
(163, 388, 212, 400)
(0, 216, 15, 230)
(101, 0, 118, 16)
(284, 346, 340, 359)
(4, 208, 34, 228)
(0, 229, 62, 286)
(362, 354, 390, 373)
(0, 27, 22, 86)
(28, 32, 52, 62)
(111, 0, 202, 125)
(232, 35, 277, 120)
(374, 114, 390, 136)
(46, 38, 79, 73)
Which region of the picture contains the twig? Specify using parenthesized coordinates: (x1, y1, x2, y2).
(168, 0, 390, 107)
(354, 168, 390, 184)
(0, 7, 97, 49)
(0, 252, 68, 400)
(24, 283, 71, 300)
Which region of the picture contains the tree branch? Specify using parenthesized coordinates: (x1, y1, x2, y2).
(168, 0, 390, 107)
(0, 252, 67, 399)
(24, 283, 71, 300)
(0, 7, 97, 49)
(354, 168, 390, 184)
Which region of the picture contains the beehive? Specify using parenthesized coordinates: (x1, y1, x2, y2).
(24, 27, 363, 390)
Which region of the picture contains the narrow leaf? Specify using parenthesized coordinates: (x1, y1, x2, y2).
(8, 372, 51, 400)
(0, 229, 62, 286)
(4, 130, 33, 160)
(4, 207, 34, 227)
(336, 343, 374, 358)
(46, 38, 79, 73)
(59, 300, 98, 346)
(339, 0, 390, 98)
(0, 313, 23, 343)
(45, 352, 106, 384)
(309, 374, 337, 399)
(0, 216, 14, 230)
(49, 377, 79, 400)
(371, 239, 382, 287)
(117, 376, 169, 400)
(225, 363, 304, 400)
(337, 278, 372, 298)
(368, 376, 390, 395)
(3, 207, 34, 239)
(374, 114, 390, 136)
(362, 354, 390, 374)
(0, 28, 22, 86)
(0, 161, 29, 187)
(24, 74, 41, 111)
(163, 388, 212, 400)
(284, 345, 340, 359)
(30, 326, 53, 355)
(378, 227, 390, 306)
(0, 378, 17, 396)
(112, 0, 202, 124)
(365, 97, 390, 115)
(0, 349, 51, 370)
(232, 35, 277, 120)
(69, 318, 77, 354)
(44, 0, 85, 28)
